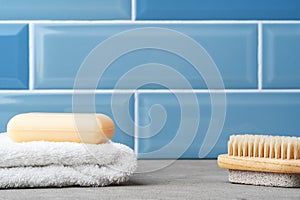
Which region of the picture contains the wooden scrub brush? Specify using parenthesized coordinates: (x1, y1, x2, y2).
(218, 134, 300, 187)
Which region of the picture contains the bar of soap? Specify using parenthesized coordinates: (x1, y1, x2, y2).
(7, 113, 114, 144)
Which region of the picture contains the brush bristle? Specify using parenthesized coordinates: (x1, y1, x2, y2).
(228, 135, 300, 159)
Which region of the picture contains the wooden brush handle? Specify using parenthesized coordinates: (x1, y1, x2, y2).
(218, 154, 300, 174)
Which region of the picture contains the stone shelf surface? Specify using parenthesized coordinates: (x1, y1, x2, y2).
(0, 160, 299, 200)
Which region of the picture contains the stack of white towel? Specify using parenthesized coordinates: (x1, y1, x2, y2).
(0, 133, 137, 188)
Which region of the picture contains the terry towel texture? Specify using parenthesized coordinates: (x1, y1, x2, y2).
(0, 133, 137, 188)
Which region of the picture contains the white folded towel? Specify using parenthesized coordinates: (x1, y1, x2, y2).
(0, 133, 137, 188)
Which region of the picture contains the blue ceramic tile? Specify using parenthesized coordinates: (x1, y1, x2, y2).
(263, 24, 300, 89)
(136, 0, 300, 20)
(0, 93, 134, 148)
(0, 24, 28, 89)
(137, 92, 300, 159)
(34, 24, 257, 89)
(0, 0, 131, 20)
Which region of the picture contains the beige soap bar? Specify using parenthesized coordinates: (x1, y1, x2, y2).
(7, 113, 114, 144)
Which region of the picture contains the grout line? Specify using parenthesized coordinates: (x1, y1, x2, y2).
(137, 89, 231, 93)
(134, 91, 139, 155)
(258, 22, 263, 91)
(28, 23, 35, 90)
(2, 89, 300, 94)
(132, 20, 300, 24)
(132, 20, 259, 24)
(131, 0, 136, 21)
(135, 89, 300, 93)
(0, 20, 300, 25)
(0, 89, 134, 94)
(0, 20, 133, 24)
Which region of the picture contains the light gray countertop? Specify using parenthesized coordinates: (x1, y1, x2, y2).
(0, 160, 299, 200)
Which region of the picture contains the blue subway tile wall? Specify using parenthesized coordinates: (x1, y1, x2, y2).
(34, 24, 257, 89)
(263, 24, 300, 89)
(137, 92, 300, 158)
(0, 0, 131, 20)
(136, 0, 300, 20)
(0, 1, 299, 159)
(0, 93, 134, 148)
(0, 24, 28, 89)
